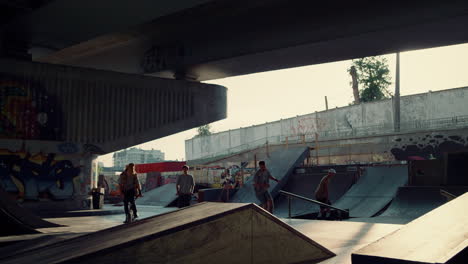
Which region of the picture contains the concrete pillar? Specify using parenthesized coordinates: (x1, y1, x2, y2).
(394, 52, 401, 132)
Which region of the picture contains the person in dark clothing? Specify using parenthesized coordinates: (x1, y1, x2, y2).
(119, 163, 141, 223)
(315, 168, 336, 217)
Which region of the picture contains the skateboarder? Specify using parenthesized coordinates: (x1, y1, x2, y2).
(176, 165, 195, 208)
(253, 161, 279, 213)
(315, 168, 336, 217)
(119, 163, 142, 223)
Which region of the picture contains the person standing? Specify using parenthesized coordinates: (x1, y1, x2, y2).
(119, 163, 141, 223)
(253, 161, 279, 213)
(315, 168, 336, 217)
(176, 165, 195, 208)
(220, 169, 234, 202)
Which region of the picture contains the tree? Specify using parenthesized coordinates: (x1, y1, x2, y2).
(196, 124, 212, 137)
(348, 56, 392, 103)
(349, 65, 360, 104)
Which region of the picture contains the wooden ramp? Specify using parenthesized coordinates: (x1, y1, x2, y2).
(2, 202, 335, 264)
(352, 192, 468, 264)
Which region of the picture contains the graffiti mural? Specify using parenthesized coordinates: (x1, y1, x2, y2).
(0, 149, 81, 200)
(390, 133, 468, 160)
(0, 79, 62, 140)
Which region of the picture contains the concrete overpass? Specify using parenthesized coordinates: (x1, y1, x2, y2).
(3, 0, 468, 80)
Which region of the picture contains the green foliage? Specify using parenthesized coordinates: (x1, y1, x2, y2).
(348, 56, 392, 102)
(196, 124, 212, 137)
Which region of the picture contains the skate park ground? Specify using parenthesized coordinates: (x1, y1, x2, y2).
(0, 204, 403, 264)
(1, 159, 467, 263)
(1, 192, 467, 264)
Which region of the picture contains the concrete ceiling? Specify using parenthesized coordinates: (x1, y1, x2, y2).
(3, 0, 468, 81)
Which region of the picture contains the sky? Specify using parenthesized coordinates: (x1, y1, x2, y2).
(98, 43, 468, 166)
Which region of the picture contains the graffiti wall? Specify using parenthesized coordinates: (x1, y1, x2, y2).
(191, 162, 256, 187)
(0, 76, 102, 209)
(0, 78, 62, 141)
(308, 130, 468, 165)
(0, 139, 96, 209)
(390, 133, 468, 160)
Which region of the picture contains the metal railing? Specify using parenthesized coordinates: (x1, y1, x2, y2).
(279, 190, 349, 219)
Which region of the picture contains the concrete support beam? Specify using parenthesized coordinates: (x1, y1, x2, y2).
(0, 59, 227, 153)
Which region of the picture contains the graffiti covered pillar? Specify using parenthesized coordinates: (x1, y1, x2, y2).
(0, 139, 97, 209)
(0, 58, 226, 211)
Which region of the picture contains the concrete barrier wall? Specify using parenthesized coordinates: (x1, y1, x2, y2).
(186, 87, 468, 161)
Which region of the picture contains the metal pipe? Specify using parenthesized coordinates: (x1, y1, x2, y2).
(279, 190, 349, 214)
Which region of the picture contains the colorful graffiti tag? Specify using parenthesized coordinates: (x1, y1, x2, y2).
(0, 79, 62, 140)
(0, 149, 81, 200)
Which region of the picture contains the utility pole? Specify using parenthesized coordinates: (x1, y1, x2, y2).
(325, 96, 328, 110)
(394, 52, 401, 132)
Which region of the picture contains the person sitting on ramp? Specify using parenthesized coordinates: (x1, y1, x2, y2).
(253, 161, 279, 214)
(315, 168, 336, 217)
(119, 163, 142, 223)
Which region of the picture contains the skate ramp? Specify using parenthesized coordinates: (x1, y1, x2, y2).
(0, 234, 77, 259)
(333, 166, 408, 218)
(0, 188, 60, 236)
(230, 146, 309, 204)
(136, 183, 178, 207)
(275, 171, 355, 217)
(352, 192, 468, 264)
(2, 203, 335, 264)
(378, 186, 468, 221)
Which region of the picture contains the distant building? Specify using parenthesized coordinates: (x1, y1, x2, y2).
(113, 148, 165, 169)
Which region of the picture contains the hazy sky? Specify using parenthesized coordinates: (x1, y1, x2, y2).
(99, 43, 468, 166)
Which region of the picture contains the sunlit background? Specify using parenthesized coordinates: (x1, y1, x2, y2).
(99, 43, 468, 165)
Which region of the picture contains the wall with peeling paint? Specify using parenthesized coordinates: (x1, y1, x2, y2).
(187, 87, 468, 161)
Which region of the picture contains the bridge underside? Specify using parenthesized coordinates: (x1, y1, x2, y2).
(0, 59, 226, 153)
(3, 0, 466, 81)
